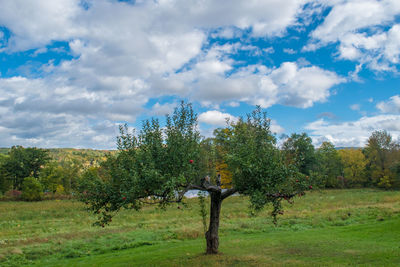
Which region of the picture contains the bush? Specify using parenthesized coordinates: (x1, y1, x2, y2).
(21, 177, 43, 201)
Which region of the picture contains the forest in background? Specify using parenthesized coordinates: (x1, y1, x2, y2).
(0, 148, 116, 200)
(0, 129, 399, 202)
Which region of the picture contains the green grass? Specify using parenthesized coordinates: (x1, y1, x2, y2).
(1, 189, 399, 266)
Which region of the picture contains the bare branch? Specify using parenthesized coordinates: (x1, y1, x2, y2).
(187, 183, 221, 193)
(204, 185, 221, 193)
(221, 188, 237, 200)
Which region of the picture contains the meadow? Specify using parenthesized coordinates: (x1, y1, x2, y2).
(0, 189, 399, 266)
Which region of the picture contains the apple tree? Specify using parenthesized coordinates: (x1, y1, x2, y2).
(79, 102, 310, 254)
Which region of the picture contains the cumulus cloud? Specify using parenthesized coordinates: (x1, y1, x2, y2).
(0, 0, 309, 52)
(150, 102, 177, 116)
(198, 110, 284, 137)
(198, 110, 238, 126)
(188, 61, 343, 108)
(0, 0, 349, 148)
(0, 110, 119, 149)
(0, 0, 83, 52)
(270, 120, 285, 134)
(306, 0, 400, 71)
(0, 76, 140, 148)
(377, 95, 400, 113)
(306, 115, 400, 147)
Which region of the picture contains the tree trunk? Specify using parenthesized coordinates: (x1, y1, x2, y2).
(205, 191, 222, 254)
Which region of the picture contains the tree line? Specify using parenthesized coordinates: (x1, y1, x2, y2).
(279, 131, 400, 189)
(0, 114, 399, 202)
(0, 147, 113, 200)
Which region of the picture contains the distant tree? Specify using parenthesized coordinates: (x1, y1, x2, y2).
(80, 103, 310, 254)
(0, 154, 11, 193)
(2, 146, 50, 190)
(364, 131, 398, 188)
(282, 133, 316, 175)
(21, 176, 44, 201)
(315, 142, 343, 188)
(338, 149, 367, 187)
(39, 162, 64, 193)
(59, 159, 82, 193)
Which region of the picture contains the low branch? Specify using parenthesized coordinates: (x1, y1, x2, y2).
(187, 183, 221, 193)
(221, 187, 238, 200)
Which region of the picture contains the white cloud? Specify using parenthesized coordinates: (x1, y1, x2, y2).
(150, 102, 177, 116)
(263, 47, 275, 54)
(0, 0, 349, 148)
(283, 48, 296, 54)
(0, 0, 310, 52)
(198, 110, 238, 126)
(181, 60, 344, 109)
(270, 119, 285, 134)
(305, 0, 400, 71)
(306, 114, 400, 147)
(377, 95, 400, 113)
(0, 76, 143, 148)
(0, 110, 119, 149)
(0, 0, 83, 52)
(269, 62, 344, 108)
(198, 110, 284, 138)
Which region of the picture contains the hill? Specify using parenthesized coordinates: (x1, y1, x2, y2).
(0, 147, 116, 168)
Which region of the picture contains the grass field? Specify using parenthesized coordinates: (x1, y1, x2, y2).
(0, 189, 399, 266)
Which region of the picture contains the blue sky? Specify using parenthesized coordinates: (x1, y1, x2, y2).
(0, 0, 400, 149)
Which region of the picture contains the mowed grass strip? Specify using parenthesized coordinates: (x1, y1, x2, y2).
(0, 189, 399, 266)
(34, 217, 400, 267)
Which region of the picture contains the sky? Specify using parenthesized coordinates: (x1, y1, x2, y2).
(0, 0, 400, 149)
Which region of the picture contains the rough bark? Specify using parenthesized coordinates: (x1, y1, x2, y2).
(205, 190, 222, 254)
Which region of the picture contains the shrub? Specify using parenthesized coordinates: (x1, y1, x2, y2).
(21, 177, 43, 201)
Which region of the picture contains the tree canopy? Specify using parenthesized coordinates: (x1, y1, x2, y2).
(282, 133, 316, 176)
(1, 146, 50, 190)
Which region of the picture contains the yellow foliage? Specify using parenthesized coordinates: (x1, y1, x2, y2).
(55, 185, 65, 195)
(378, 175, 392, 189)
(216, 160, 232, 188)
(338, 149, 367, 185)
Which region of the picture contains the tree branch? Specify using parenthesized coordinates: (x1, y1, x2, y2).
(187, 183, 221, 193)
(221, 187, 237, 200)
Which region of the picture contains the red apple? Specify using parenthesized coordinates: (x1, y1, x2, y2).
(309, 185, 313, 189)
(122, 196, 126, 200)
(189, 159, 194, 164)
